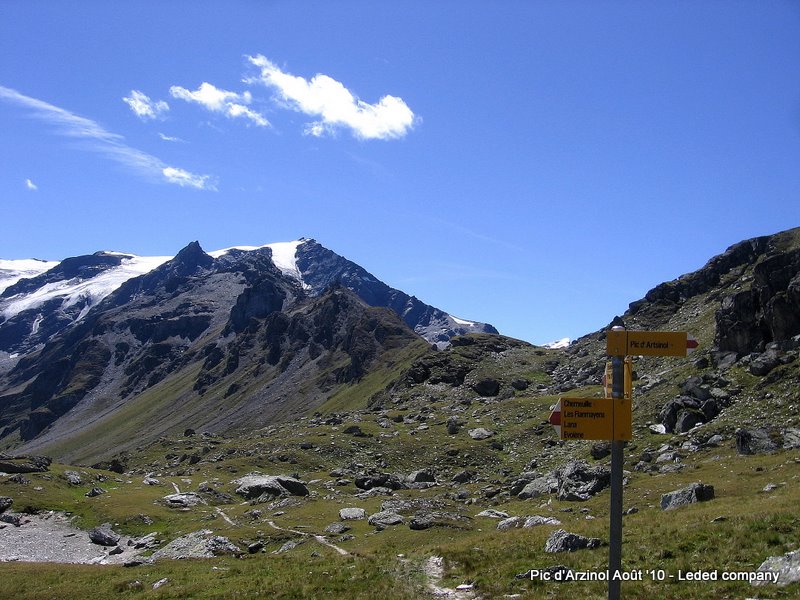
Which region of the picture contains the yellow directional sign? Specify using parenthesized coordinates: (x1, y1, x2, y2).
(553, 396, 632, 441)
(606, 329, 697, 357)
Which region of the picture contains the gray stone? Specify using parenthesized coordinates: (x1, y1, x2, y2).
(89, 523, 121, 547)
(0, 497, 12, 514)
(468, 428, 494, 440)
(367, 510, 404, 527)
(523, 515, 562, 527)
(660, 482, 715, 510)
(544, 529, 602, 553)
(473, 378, 500, 396)
(706, 434, 724, 447)
(783, 428, 800, 449)
(151, 530, 240, 560)
(736, 428, 777, 455)
(754, 549, 800, 587)
(162, 492, 205, 508)
(407, 469, 436, 484)
(476, 509, 508, 519)
(64, 471, 82, 485)
(497, 516, 524, 530)
(750, 350, 780, 376)
(518, 476, 558, 500)
(675, 409, 704, 433)
(556, 461, 610, 501)
(85, 487, 106, 497)
(232, 474, 308, 499)
(324, 522, 351, 535)
(452, 470, 475, 484)
(339, 507, 367, 521)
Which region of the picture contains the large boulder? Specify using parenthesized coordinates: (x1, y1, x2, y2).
(232, 474, 309, 499)
(736, 428, 778, 455)
(468, 428, 494, 440)
(754, 549, 800, 587)
(151, 530, 241, 560)
(162, 492, 206, 508)
(339, 508, 367, 521)
(556, 461, 610, 501)
(367, 511, 404, 528)
(660, 482, 715, 510)
(544, 529, 602, 553)
(89, 523, 121, 547)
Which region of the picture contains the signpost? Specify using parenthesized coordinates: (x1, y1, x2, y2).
(606, 329, 698, 357)
(548, 327, 697, 600)
(548, 396, 631, 441)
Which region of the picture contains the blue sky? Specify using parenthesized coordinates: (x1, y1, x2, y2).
(1, 1, 799, 345)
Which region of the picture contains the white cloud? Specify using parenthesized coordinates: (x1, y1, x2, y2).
(246, 55, 416, 140)
(169, 82, 269, 127)
(25, 178, 38, 191)
(123, 90, 169, 120)
(0, 85, 214, 190)
(158, 132, 184, 143)
(162, 166, 214, 190)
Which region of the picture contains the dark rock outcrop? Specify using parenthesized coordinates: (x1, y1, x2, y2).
(660, 482, 715, 510)
(544, 529, 603, 553)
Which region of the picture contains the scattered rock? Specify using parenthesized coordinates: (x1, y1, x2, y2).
(232, 474, 309, 499)
(150, 530, 240, 560)
(367, 511, 404, 528)
(0, 497, 12, 514)
(556, 461, 610, 501)
(152, 578, 170, 590)
(89, 523, 121, 547)
(783, 428, 800, 449)
(472, 378, 500, 396)
(85, 487, 107, 498)
(248, 541, 264, 554)
(64, 471, 82, 485)
(660, 482, 715, 510)
(754, 548, 800, 587)
(750, 350, 780, 376)
(476, 509, 508, 519)
(497, 516, 524, 530)
(590, 442, 611, 460)
(736, 428, 777, 455)
(468, 428, 494, 440)
(339, 508, 366, 521)
(407, 469, 436, 484)
(0, 455, 51, 474)
(544, 529, 602, 553)
(452, 470, 475, 484)
(523, 515, 561, 527)
(162, 492, 206, 508)
(324, 522, 351, 535)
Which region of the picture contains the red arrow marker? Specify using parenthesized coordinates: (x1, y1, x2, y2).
(686, 335, 699, 354)
(549, 399, 562, 438)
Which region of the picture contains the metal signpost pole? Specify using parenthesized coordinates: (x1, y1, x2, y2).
(608, 352, 624, 600)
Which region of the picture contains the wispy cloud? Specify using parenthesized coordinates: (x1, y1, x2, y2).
(245, 55, 416, 140)
(25, 178, 38, 191)
(122, 90, 169, 120)
(169, 82, 269, 127)
(158, 132, 185, 143)
(0, 85, 215, 190)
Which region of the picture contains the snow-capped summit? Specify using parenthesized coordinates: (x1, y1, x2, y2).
(0, 239, 496, 355)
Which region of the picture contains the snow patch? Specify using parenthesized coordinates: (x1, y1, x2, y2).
(0, 258, 60, 295)
(1, 255, 170, 320)
(543, 337, 571, 349)
(210, 240, 309, 288)
(451, 316, 476, 326)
